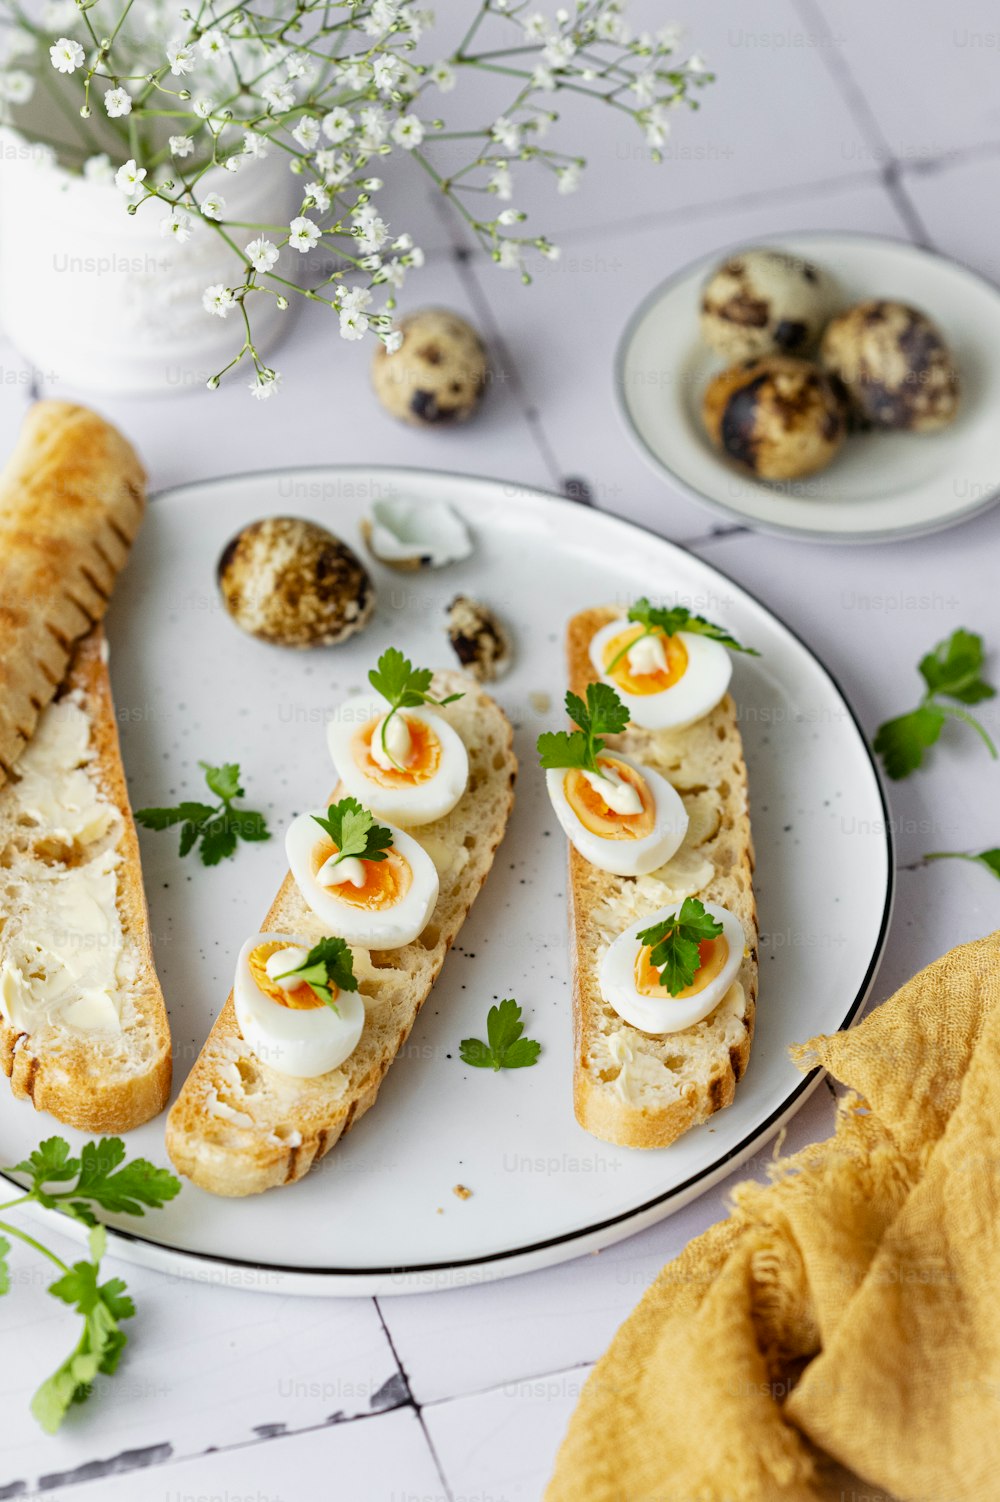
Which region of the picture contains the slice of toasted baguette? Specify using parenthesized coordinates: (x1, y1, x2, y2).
(0, 627, 172, 1131)
(567, 607, 758, 1149)
(166, 672, 516, 1197)
(0, 402, 146, 788)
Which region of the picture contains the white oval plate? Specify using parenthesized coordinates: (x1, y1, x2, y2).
(0, 469, 893, 1295)
(616, 232, 1000, 543)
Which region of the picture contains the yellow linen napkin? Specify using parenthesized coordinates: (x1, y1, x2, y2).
(546, 932, 1000, 1502)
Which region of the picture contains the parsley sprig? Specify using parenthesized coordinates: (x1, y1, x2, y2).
(135, 760, 271, 865)
(369, 647, 464, 769)
(636, 897, 724, 996)
(537, 682, 630, 777)
(0, 1136, 180, 1433)
(605, 596, 759, 673)
(873, 629, 997, 780)
(274, 936, 359, 1009)
(460, 999, 542, 1072)
(312, 796, 393, 869)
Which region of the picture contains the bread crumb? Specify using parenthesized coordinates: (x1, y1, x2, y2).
(436, 1207, 443, 1215)
(529, 691, 551, 715)
(452, 1183, 472, 1201)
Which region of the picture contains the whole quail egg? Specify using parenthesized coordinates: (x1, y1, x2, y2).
(217, 516, 375, 648)
(819, 299, 960, 432)
(702, 356, 846, 481)
(371, 308, 488, 426)
(700, 248, 835, 360)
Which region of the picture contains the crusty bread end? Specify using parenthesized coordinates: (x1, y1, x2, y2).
(567, 607, 758, 1149)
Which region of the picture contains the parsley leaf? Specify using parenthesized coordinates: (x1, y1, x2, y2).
(274, 936, 359, 1009)
(31, 1226, 134, 1434)
(636, 897, 724, 996)
(606, 596, 758, 670)
(874, 629, 997, 780)
(368, 647, 464, 768)
(311, 797, 394, 866)
(460, 999, 542, 1072)
(0, 1137, 180, 1432)
(135, 760, 271, 865)
(926, 848, 1000, 883)
(537, 682, 630, 775)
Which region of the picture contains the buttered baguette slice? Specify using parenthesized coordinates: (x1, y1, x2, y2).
(166, 672, 516, 1198)
(568, 607, 757, 1149)
(0, 627, 172, 1131)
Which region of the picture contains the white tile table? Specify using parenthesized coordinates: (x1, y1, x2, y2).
(3, 3, 999, 1497)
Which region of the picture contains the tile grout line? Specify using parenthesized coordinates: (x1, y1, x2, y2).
(374, 1296, 455, 1502)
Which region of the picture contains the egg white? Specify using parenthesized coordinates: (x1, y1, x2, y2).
(234, 932, 365, 1078)
(545, 756, 688, 876)
(327, 697, 469, 826)
(285, 814, 440, 949)
(598, 902, 744, 1035)
(589, 622, 733, 731)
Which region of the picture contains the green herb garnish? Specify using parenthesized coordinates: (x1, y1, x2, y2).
(135, 760, 271, 865)
(274, 936, 359, 1009)
(537, 682, 630, 777)
(873, 629, 997, 780)
(635, 897, 724, 996)
(460, 999, 542, 1072)
(0, 1136, 180, 1433)
(925, 848, 1000, 883)
(311, 796, 394, 869)
(368, 647, 464, 770)
(604, 596, 759, 673)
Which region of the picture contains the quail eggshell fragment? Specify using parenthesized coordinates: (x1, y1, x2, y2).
(445, 595, 512, 683)
(700, 248, 836, 360)
(217, 516, 375, 648)
(819, 299, 960, 432)
(371, 308, 489, 426)
(702, 356, 846, 481)
(360, 496, 473, 572)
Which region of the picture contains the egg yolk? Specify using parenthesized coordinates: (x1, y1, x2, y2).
(249, 940, 325, 1011)
(312, 839, 413, 910)
(602, 625, 688, 697)
(353, 715, 441, 787)
(564, 756, 656, 841)
(634, 935, 730, 1001)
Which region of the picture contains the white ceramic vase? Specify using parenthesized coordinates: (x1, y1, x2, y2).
(0, 129, 301, 395)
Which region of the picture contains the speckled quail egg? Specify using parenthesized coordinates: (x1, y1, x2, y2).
(445, 595, 512, 683)
(217, 516, 375, 648)
(819, 299, 960, 432)
(702, 356, 846, 481)
(371, 308, 488, 426)
(700, 248, 836, 360)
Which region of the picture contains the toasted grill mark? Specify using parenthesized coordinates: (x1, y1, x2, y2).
(81, 565, 111, 603)
(708, 1072, 727, 1113)
(45, 620, 72, 654)
(729, 1044, 745, 1083)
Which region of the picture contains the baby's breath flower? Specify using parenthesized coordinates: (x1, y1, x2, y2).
(104, 86, 132, 118)
(203, 283, 236, 317)
(531, 64, 556, 91)
(322, 107, 354, 143)
(166, 40, 195, 76)
(305, 181, 331, 212)
(543, 35, 576, 69)
(245, 236, 279, 273)
(285, 52, 309, 79)
(199, 29, 229, 59)
(160, 210, 193, 242)
(262, 80, 294, 112)
(243, 131, 268, 159)
(491, 116, 521, 151)
(390, 114, 424, 149)
(42, 0, 76, 26)
(383, 328, 404, 354)
(288, 216, 321, 252)
(292, 117, 321, 151)
(687, 52, 708, 74)
(115, 158, 146, 196)
(488, 162, 513, 200)
(200, 192, 225, 220)
(522, 12, 548, 41)
(429, 60, 455, 92)
(249, 370, 281, 399)
(192, 97, 216, 120)
(372, 55, 399, 92)
(557, 162, 581, 193)
(0, 70, 33, 103)
(339, 285, 372, 314)
(497, 241, 521, 270)
(49, 37, 84, 74)
(169, 134, 194, 158)
(497, 208, 522, 225)
(339, 309, 369, 340)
